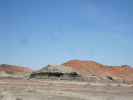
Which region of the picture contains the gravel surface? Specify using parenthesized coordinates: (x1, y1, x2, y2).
(0, 79, 133, 100)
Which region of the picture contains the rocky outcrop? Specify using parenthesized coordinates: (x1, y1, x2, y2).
(30, 65, 86, 81)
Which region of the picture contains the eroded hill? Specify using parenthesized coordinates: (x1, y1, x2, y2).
(63, 60, 133, 83)
(0, 64, 33, 78)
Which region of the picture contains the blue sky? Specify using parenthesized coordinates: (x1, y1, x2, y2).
(0, 0, 133, 69)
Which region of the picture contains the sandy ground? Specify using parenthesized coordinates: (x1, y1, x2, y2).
(0, 79, 133, 100)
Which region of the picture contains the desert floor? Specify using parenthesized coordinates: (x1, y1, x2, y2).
(0, 79, 133, 100)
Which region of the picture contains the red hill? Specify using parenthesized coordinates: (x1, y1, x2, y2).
(63, 60, 133, 83)
(0, 64, 33, 73)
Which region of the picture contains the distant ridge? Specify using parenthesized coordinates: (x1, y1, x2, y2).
(0, 64, 33, 73)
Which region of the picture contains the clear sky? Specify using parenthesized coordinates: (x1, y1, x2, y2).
(0, 0, 133, 69)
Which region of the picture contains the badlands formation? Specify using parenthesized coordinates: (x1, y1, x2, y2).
(31, 60, 133, 83)
(0, 60, 133, 100)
